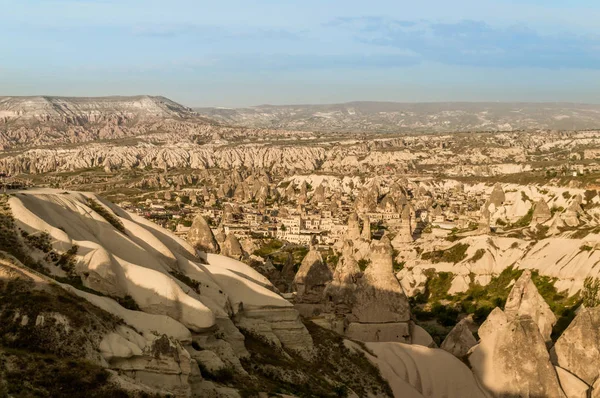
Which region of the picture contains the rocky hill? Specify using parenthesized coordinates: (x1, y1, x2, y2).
(0, 95, 195, 124)
(195, 101, 600, 132)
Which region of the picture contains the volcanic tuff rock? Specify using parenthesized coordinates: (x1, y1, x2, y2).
(489, 183, 506, 207)
(351, 237, 410, 323)
(532, 198, 552, 224)
(187, 214, 219, 253)
(440, 319, 477, 360)
(469, 313, 566, 397)
(292, 246, 333, 304)
(4, 189, 314, 376)
(504, 269, 557, 343)
(554, 306, 600, 386)
(219, 233, 245, 260)
(324, 240, 361, 313)
(346, 212, 362, 241)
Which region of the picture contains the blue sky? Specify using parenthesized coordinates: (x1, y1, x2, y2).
(2, 0, 600, 106)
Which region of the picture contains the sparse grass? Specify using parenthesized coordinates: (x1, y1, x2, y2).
(0, 348, 132, 398)
(86, 198, 126, 233)
(357, 258, 371, 272)
(411, 266, 581, 342)
(421, 243, 469, 264)
(511, 207, 534, 228)
(469, 249, 486, 262)
(169, 270, 201, 294)
(237, 321, 393, 398)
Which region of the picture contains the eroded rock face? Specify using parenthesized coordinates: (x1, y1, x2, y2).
(220, 233, 245, 260)
(351, 238, 410, 324)
(554, 306, 600, 386)
(392, 206, 413, 245)
(346, 212, 361, 241)
(489, 183, 505, 207)
(504, 269, 556, 343)
(323, 240, 361, 314)
(360, 214, 371, 241)
(187, 214, 219, 253)
(101, 329, 193, 396)
(532, 198, 552, 224)
(293, 247, 333, 304)
(440, 319, 477, 359)
(469, 314, 566, 398)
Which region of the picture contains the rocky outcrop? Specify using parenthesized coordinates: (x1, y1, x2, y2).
(100, 329, 193, 396)
(347, 238, 411, 342)
(392, 206, 413, 245)
(554, 306, 600, 386)
(187, 214, 219, 253)
(440, 319, 477, 360)
(469, 313, 566, 397)
(346, 212, 362, 241)
(532, 198, 552, 224)
(489, 183, 505, 207)
(504, 270, 556, 343)
(324, 240, 361, 314)
(220, 233, 245, 260)
(360, 214, 371, 241)
(292, 247, 333, 304)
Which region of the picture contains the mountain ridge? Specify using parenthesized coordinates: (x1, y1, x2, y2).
(195, 101, 600, 132)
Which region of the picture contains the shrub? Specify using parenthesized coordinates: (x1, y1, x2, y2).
(421, 243, 469, 264)
(86, 198, 126, 233)
(583, 277, 600, 307)
(469, 249, 486, 263)
(357, 259, 370, 272)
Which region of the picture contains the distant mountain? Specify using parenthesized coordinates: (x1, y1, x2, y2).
(0, 95, 196, 124)
(195, 101, 600, 132)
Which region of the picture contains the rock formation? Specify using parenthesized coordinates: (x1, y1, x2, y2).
(292, 246, 333, 304)
(554, 306, 600, 387)
(220, 233, 245, 260)
(532, 198, 552, 224)
(360, 214, 371, 241)
(441, 318, 477, 360)
(347, 237, 411, 342)
(469, 313, 566, 397)
(346, 212, 362, 241)
(323, 240, 361, 314)
(489, 183, 505, 206)
(392, 205, 413, 245)
(504, 270, 556, 343)
(186, 214, 219, 253)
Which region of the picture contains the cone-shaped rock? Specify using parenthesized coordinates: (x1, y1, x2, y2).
(532, 199, 552, 224)
(323, 240, 361, 313)
(392, 205, 413, 245)
(469, 314, 566, 398)
(504, 269, 556, 343)
(360, 214, 371, 241)
(441, 318, 477, 359)
(187, 214, 219, 253)
(293, 246, 333, 304)
(489, 183, 505, 207)
(351, 237, 410, 323)
(554, 306, 600, 386)
(220, 233, 245, 260)
(346, 212, 361, 241)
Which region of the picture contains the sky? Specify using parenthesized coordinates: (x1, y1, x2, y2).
(2, 0, 600, 107)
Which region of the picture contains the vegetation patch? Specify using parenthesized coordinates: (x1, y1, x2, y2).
(421, 243, 469, 264)
(468, 249, 486, 263)
(0, 348, 134, 398)
(236, 321, 393, 398)
(86, 198, 126, 233)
